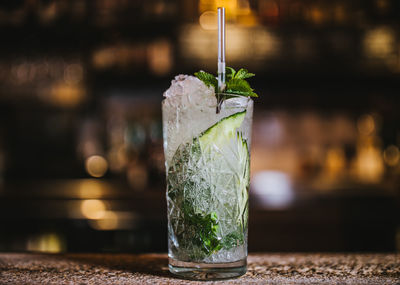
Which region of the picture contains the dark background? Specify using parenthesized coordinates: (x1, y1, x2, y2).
(0, 0, 399, 253)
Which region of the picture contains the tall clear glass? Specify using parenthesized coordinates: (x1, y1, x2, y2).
(162, 94, 253, 280)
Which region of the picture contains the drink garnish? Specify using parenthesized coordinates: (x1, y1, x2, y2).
(195, 67, 258, 98)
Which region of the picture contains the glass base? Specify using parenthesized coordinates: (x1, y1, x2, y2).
(168, 257, 247, 281)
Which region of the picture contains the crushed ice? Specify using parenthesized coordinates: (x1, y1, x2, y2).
(163, 74, 217, 107)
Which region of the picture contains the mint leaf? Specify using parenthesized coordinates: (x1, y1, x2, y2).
(225, 90, 258, 97)
(226, 78, 258, 97)
(221, 231, 244, 250)
(226, 67, 236, 80)
(196, 212, 222, 255)
(194, 66, 258, 107)
(194, 71, 218, 91)
(168, 139, 223, 260)
(226, 78, 252, 91)
(234, 68, 255, 79)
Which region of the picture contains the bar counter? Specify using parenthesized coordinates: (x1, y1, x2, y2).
(0, 253, 398, 284)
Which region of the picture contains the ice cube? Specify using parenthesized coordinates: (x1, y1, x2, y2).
(162, 75, 219, 165)
(163, 75, 216, 108)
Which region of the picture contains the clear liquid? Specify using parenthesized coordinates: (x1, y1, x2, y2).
(163, 96, 253, 279)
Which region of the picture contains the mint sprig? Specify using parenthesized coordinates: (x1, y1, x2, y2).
(226, 78, 258, 97)
(194, 71, 218, 89)
(195, 67, 258, 98)
(227, 67, 255, 80)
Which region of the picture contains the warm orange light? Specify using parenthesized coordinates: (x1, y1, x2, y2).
(364, 27, 395, 58)
(89, 211, 118, 230)
(308, 6, 325, 25)
(384, 145, 399, 167)
(92, 47, 116, 69)
(88, 211, 136, 231)
(354, 145, 384, 183)
(26, 233, 66, 253)
(357, 114, 375, 136)
(45, 82, 85, 107)
(85, 155, 108, 178)
(78, 179, 103, 199)
(325, 147, 346, 179)
(199, 0, 238, 20)
(179, 24, 279, 64)
(199, 11, 218, 30)
(147, 39, 172, 76)
(80, 199, 106, 219)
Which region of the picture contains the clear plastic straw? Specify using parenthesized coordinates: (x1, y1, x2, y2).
(217, 7, 226, 93)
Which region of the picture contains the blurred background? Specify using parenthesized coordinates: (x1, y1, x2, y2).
(0, 0, 399, 254)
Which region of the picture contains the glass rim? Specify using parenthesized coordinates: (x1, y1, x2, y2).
(162, 95, 253, 112)
(162, 94, 253, 102)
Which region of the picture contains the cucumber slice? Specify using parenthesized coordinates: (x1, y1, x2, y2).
(199, 110, 246, 152)
(167, 110, 250, 260)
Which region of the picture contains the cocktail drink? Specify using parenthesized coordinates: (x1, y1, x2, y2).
(162, 71, 254, 280)
(162, 7, 257, 280)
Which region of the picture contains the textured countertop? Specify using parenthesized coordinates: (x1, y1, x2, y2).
(0, 253, 398, 284)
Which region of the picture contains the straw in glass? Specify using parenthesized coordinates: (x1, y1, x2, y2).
(217, 7, 226, 93)
(217, 7, 226, 113)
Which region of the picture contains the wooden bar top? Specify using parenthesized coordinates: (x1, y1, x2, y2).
(0, 253, 398, 284)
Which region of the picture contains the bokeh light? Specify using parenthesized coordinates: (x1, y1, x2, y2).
(41, 82, 86, 107)
(198, 0, 238, 20)
(252, 171, 294, 209)
(80, 199, 106, 220)
(78, 179, 104, 199)
(307, 5, 326, 25)
(357, 114, 376, 136)
(85, 155, 108, 178)
(26, 233, 66, 253)
(92, 47, 116, 69)
(147, 39, 173, 76)
(64, 63, 83, 84)
(354, 145, 384, 183)
(384, 145, 400, 167)
(199, 11, 218, 30)
(89, 211, 118, 230)
(324, 147, 346, 180)
(364, 27, 395, 58)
